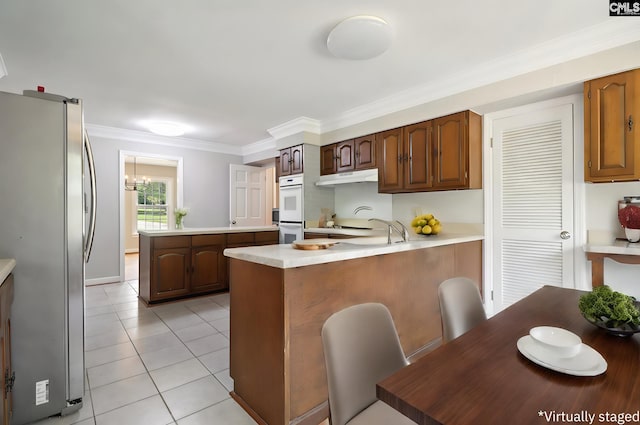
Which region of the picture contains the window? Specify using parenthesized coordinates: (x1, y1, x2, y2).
(137, 180, 168, 231)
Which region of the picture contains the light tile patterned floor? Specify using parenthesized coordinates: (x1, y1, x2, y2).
(31, 280, 257, 425)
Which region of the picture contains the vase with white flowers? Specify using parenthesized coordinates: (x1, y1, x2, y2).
(175, 207, 189, 230)
(618, 204, 640, 242)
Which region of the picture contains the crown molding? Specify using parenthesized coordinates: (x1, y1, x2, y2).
(86, 124, 243, 156)
(320, 20, 640, 133)
(267, 116, 322, 140)
(241, 136, 277, 156)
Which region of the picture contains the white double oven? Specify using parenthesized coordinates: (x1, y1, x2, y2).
(278, 175, 304, 243)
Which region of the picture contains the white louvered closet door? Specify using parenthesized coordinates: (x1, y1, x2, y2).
(492, 104, 574, 312)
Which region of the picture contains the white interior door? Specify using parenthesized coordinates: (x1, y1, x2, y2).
(492, 103, 575, 312)
(230, 164, 266, 226)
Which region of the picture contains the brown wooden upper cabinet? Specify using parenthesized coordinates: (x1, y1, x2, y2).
(403, 120, 434, 191)
(433, 111, 482, 189)
(584, 69, 640, 182)
(320, 134, 377, 176)
(378, 111, 481, 193)
(354, 135, 376, 170)
(377, 123, 432, 193)
(320, 144, 337, 175)
(279, 144, 304, 176)
(377, 127, 404, 191)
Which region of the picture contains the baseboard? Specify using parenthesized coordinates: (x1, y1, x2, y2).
(85, 276, 121, 286)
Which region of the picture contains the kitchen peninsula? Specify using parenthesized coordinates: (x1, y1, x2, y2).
(224, 233, 484, 425)
(138, 226, 278, 304)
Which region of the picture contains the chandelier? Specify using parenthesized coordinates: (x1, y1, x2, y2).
(124, 157, 149, 191)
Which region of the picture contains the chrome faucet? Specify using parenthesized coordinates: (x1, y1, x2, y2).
(368, 218, 409, 244)
(354, 205, 373, 215)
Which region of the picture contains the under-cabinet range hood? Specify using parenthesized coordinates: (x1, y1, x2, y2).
(315, 168, 378, 186)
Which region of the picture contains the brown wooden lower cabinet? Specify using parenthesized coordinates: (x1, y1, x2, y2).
(229, 240, 482, 425)
(191, 235, 227, 294)
(0, 274, 14, 425)
(154, 247, 190, 299)
(191, 246, 226, 293)
(139, 230, 279, 304)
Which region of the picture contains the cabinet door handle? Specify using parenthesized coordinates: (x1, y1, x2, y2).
(398, 155, 403, 163)
(629, 115, 633, 132)
(404, 153, 409, 162)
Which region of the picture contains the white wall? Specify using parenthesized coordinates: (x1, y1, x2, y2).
(86, 133, 243, 283)
(585, 181, 640, 298)
(392, 190, 484, 232)
(585, 181, 640, 241)
(333, 183, 392, 220)
(329, 183, 483, 234)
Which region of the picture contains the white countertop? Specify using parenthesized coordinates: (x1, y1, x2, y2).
(584, 239, 640, 256)
(0, 259, 16, 284)
(304, 227, 386, 237)
(139, 225, 279, 237)
(224, 233, 484, 269)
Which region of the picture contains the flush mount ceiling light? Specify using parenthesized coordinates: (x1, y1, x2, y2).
(327, 15, 392, 60)
(143, 120, 188, 137)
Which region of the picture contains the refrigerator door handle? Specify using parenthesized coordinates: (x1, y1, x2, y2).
(84, 130, 97, 263)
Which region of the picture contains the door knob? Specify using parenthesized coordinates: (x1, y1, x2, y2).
(232, 220, 237, 225)
(560, 231, 571, 240)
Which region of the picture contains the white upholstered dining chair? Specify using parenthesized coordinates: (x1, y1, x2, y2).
(438, 277, 487, 343)
(321, 303, 417, 425)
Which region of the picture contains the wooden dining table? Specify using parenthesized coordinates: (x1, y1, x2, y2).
(377, 285, 640, 425)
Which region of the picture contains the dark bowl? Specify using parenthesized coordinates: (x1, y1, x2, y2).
(583, 314, 640, 337)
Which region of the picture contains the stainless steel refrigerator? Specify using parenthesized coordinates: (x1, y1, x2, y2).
(0, 89, 96, 424)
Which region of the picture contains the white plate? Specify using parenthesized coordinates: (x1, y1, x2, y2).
(517, 335, 607, 376)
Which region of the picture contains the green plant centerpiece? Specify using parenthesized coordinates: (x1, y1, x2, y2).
(578, 285, 640, 336)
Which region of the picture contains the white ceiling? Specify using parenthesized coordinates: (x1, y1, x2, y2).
(0, 1, 638, 151)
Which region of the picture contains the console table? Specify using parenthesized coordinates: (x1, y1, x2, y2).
(584, 240, 640, 287)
